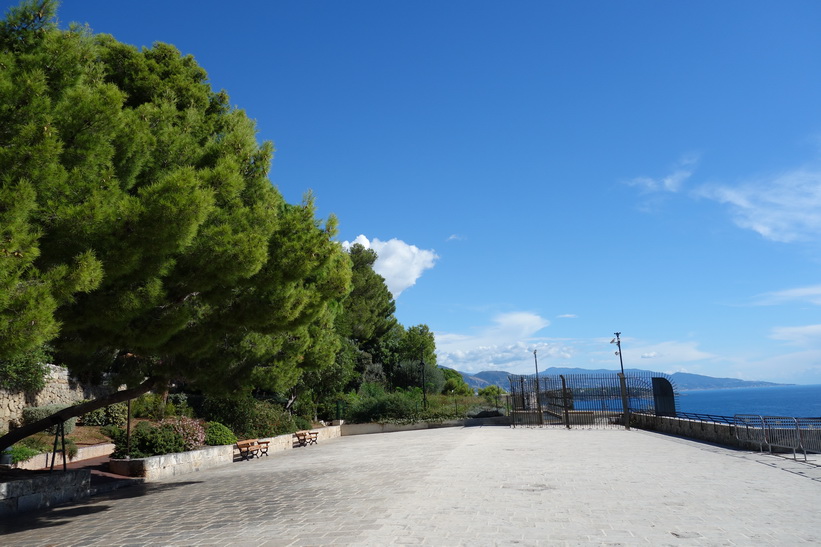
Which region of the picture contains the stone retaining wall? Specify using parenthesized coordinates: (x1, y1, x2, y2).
(14, 443, 115, 471)
(109, 425, 343, 481)
(341, 420, 465, 436)
(632, 413, 742, 448)
(0, 365, 114, 432)
(109, 444, 235, 480)
(0, 469, 90, 518)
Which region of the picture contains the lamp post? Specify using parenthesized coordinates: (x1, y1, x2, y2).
(611, 332, 624, 374)
(610, 332, 630, 430)
(419, 352, 428, 411)
(533, 349, 543, 424)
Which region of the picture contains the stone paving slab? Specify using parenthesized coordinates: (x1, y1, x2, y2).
(1, 427, 819, 546)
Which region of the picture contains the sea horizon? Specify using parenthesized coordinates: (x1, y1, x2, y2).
(675, 383, 821, 418)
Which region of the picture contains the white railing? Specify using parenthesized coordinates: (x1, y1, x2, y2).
(734, 414, 821, 461)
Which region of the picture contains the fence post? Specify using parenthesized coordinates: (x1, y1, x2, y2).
(618, 373, 630, 431)
(560, 375, 570, 429)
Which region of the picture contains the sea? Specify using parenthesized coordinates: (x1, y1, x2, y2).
(676, 384, 821, 418)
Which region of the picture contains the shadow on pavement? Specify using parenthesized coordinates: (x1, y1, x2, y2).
(0, 480, 202, 534)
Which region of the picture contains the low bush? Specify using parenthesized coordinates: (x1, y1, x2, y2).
(160, 417, 205, 451)
(78, 401, 128, 427)
(131, 393, 169, 420)
(9, 435, 78, 462)
(347, 390, 419, 423)
(21, 404, 77, 435)
(249, 400, 297, 438)
(293, 415, 313, 431)
(167, 393, 194, 417)
(8, 444, 40, 464)
(204, 422, 237, 446)
(110, 421, 185, 459)
(201, 395, 296, 438)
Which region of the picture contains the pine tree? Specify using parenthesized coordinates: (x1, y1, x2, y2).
(0, 1, 351, 450)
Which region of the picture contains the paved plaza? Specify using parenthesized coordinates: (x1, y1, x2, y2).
(1, 426, 820, 546)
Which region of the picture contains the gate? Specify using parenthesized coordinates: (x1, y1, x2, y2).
(508, 372, 676, 429)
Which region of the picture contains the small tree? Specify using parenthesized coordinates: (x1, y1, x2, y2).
(441, 368, 473, 396)
(478, 385, 506, 406)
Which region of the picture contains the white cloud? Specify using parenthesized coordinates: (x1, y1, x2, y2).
(753, 285, 821, 306)
(342, 235, 438, 298)
(557, 314, 578, 319)
(727, 349, 821, 384)
(769, 324, 821, 347)
(626, 155, 699, 193)
(435, 312, 558, 373)
(621, 341, 714, 367)
(446, 234, 464, 242)
(697, 168, 821, 242)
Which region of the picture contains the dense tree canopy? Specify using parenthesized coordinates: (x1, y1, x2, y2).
(0, 0, 351, 449)
(335, 243, 397, 347)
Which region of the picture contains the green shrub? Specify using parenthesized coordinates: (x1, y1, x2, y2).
(21, 404, 77, 435)
(167, 393, 194, 417)
(8, 436, 78, 462)
(293, 415, 313, 431)
(110, 421, 185, 459)
(348, 391, 419, 423)
(248, 400, 296, 438)
(78, 401, 128, 427)
(160, 417, 205, 450)
(201, 395, 296, 438)
(131, 393, 168, 420)
(200, 394, 255, 437)
(8, 444, 40, 463)
(19, 435, 50, 453)
(204, 422, 237, 446)
(100, 425, 124, 443)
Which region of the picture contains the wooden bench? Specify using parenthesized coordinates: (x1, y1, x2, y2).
(293, 430, 319, 447)
(236, 439, 269, 460)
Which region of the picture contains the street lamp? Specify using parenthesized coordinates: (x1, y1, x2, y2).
(610, 332, 630, 430)
(419, 352, 428, 411)
(533, 349, 543, 424)
(610, 332, 625, 375)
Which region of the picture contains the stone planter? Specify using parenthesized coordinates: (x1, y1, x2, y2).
(108, 426, 342, 481)
(109, 444, 233, 481)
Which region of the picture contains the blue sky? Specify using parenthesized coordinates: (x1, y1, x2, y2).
(19, 0, 821, 383)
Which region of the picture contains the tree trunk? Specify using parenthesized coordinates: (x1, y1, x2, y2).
(0, 376, 161, 452)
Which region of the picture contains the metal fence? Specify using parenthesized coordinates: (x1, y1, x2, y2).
(734, 414, 821, 461)
(508, 372, 676, 429)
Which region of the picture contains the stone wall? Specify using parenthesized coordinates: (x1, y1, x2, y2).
(0, 469, 91, 517)
(341, 420, 466, 436)
(631, 413, 743, 448)
(109, 444, 235, 480)
(109, 426, 343, 481)
(0, 365, 113, 432)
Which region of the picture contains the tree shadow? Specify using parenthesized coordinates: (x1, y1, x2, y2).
(0, 480, 202, 534)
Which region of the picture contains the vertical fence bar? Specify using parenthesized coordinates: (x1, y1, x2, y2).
(560, 375, 570, 429)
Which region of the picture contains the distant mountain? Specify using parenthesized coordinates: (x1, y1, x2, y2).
(458, 368, 787, 391)
(667, 372, 785, 391)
